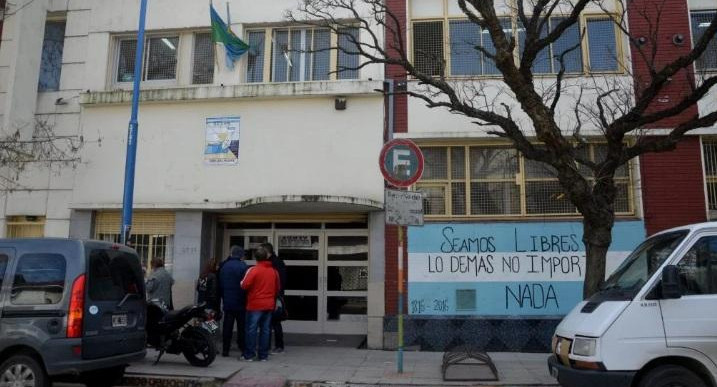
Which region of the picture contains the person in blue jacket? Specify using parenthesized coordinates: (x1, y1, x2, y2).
(218, 245, 248, 357)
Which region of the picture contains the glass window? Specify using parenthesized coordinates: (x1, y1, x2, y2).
(704, 140, 717, 219)
(272, 30, 290, 82)
(11, 253, 66, 305)
(247, 31, 266, 83)
(413, 21, 444, 76)
(691, 11, 717, 71)
(450, 20, 481, 76)
(271, 28, 331, 82)
(6, 216, 45, 238)
(38, 21, 66, 91)
(677, 236, 717, 295)
(551, 17, 583, 73)
(519, 19, 552, 74)
(586, 18, 619, 71)
(483, 18, 512, 75)
(470, 147, 520, 215)
(88, 248, 144, 301)
(311, 29, 331, 81)
(337, 27, 360, 80)
(116, 35, 179, 83)
(192, 33, 214, 84)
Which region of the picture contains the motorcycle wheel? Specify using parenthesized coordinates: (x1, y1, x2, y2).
(181, 327, 217, 367)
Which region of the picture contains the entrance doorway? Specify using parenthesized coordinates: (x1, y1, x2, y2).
(223, 225, 369, 335)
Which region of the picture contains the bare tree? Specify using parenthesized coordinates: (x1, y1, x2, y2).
(0, 119, 83, 191)
(289, 0, 717, 297)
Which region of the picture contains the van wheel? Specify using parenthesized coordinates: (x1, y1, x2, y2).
(638, 365, 707, 387)
(81, 365, 126, 387)
(0, 354, 49, 387)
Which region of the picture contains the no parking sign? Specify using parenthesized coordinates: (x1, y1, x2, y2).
(378, 139, 424, 188)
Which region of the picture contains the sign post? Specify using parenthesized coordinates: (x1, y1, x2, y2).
(379, 139, 424, 374)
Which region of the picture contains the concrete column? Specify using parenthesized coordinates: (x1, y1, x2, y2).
(173, 211, 203, 308)
(367, 211, 385, 349)
(69, 210, 93, 239)
(2, 0, 48, 132)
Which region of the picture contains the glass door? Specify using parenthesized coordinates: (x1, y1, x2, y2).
(223, 231, 271, 263)
(323, 232, 369, 334)
(275, 232, 324, 334)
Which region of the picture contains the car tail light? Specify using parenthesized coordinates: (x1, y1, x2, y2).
(67, 274, 85, 338)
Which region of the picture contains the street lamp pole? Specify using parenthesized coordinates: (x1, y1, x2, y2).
(120, 0, 148, 244)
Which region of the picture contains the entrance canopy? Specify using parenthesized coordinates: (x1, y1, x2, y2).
(229, 195, 383, 214)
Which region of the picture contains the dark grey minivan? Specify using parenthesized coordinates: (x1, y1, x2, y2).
(0, 239, 146, 387)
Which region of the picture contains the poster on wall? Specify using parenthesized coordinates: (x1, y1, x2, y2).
(407, 221, 646, 317)
(204, 116, 241, 165)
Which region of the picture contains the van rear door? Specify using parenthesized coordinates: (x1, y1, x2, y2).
(82, 244, 146, 360)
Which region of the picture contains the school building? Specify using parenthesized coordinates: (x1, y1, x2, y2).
(0, 0, 715, 351)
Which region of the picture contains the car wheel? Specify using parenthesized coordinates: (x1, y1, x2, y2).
(638, 365, 707, 387)
(0, 354, 49, 387)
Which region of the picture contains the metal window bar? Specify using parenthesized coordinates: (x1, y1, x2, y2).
(192, 33, 214, 84)
(413, 21, 444, 76)
(247, 30, 266, 83)
(704, 140, 717, 219)
(337, 27, 360, 79)
(585, 17, 619, 72)
(117, 35, 179, 82)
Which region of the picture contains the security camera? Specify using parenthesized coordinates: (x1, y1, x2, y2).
(672, 34, 685, 46)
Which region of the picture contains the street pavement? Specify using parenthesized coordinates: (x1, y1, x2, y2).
(121, 346, 559, 386)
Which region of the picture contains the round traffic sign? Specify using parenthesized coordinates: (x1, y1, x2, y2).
(379, 139, 424, 187)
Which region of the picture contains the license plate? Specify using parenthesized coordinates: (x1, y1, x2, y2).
(550, 365, 559, 378)
(112, 314, 128, 328)
(202, 320, 218, 334)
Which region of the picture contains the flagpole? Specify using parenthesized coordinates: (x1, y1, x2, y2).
(120, 0, 148, 245)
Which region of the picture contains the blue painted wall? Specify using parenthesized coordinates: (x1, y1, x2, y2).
(407, 220, 646, 316)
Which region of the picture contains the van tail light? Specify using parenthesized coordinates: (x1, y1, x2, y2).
(67, 274, 85, 339)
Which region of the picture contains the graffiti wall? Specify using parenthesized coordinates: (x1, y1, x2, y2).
(408, 221, 646, 316)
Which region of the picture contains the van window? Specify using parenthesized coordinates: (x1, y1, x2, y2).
(11, 253, 66, 305)
(676, 236, 717, 295)
(0, 254, 8, 286)
(88, 249, 144, 301)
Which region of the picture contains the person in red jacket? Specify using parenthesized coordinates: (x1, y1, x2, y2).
(240, 245, 280, 361)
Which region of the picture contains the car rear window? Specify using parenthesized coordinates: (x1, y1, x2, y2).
(11, 253, 66, 305)
(88, 248, 144, 301)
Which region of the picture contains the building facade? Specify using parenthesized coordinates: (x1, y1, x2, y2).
(0, 0, 715, 351)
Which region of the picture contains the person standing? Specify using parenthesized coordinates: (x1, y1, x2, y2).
(197, 258, 220, 311)
(240, 246, 280, 361)
(218, 246, 248, 357)
(146, 257, 174, 310)
(262, 242, 286, 354)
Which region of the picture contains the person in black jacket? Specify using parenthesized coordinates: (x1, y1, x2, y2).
(197, 258, 219, 311)
(262, 242, 286, 354)
(218, 246, 249, 357)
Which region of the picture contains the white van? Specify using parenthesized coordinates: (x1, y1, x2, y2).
(548, 222, 717, 387)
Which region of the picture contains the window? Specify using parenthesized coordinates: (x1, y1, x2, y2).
(38, 20, 65, 91)
(192, 33, 214, 84)
(6, 216, 45, 238)
(518, 17, 583, 74)
(416, 144, 633, 217)
(337, 27, 360, 80)
(413, 21, 444, 76)
(691, 11, 717, 71)
(88, 248, 144, 301)
(246, 30, 266, 83)
(11, 253, 66, 305)
(116, 35, 179, 83)
(703, 140, 717, 219)
(450, 18, 510, 76)
(94, 211, 175, 274)
(676, 236, 717, 295)
(272, 28, 333, 82)
(586, 17, 619, 72)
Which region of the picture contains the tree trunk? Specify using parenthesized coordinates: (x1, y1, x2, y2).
(582, 218, 613, 298)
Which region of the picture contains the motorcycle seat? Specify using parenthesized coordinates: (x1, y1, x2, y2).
(161, 305, 194, 323)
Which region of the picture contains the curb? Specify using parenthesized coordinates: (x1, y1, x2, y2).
(121, 374, 222, 387)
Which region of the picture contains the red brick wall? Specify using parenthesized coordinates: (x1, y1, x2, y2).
(640, 137, 706, 235)
(385, 0, 408, 316)
(629, 0, 706, 234)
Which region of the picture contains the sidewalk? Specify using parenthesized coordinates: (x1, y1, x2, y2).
(126, 347, 559, 387)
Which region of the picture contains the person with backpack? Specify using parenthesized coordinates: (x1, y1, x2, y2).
(240, 246, 280, 361)
(218, 246, 248, 357)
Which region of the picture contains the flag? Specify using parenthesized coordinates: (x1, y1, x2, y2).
(210, 4, 249, 70)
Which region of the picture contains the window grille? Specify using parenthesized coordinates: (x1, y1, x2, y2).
(94, 211, 175, 274)
(6, 216, 45, 238)
(116, 35, 179, 83)
(691, 11, 717, 71)
(247, 31, 266, 83)
(703, 140, 717, 219)
(518, 18, 583, 74)
(417, 144, 633, 218)
(38, 21, 65, 91)
(413, 21, 444, 76)
(192, 33, 214, 84)
(337, 27, 360, 79)
(586, 17, 619, 72)
(312, 29, 331, 81)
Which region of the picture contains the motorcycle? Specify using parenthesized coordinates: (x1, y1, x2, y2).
(146, 300, 218, 367)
